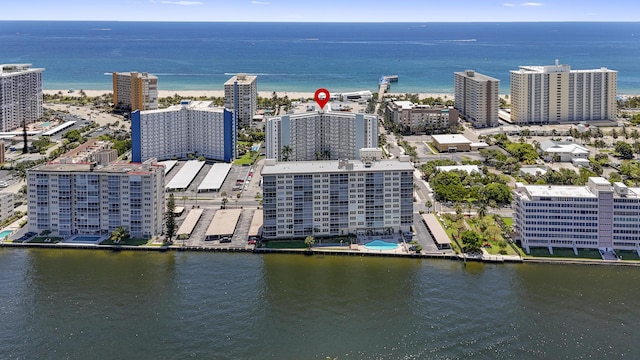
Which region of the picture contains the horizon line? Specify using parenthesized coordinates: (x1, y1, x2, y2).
(1, 20, 640, 23)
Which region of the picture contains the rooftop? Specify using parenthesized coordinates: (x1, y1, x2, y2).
(454, 69, 499, 82)
(436, 165, 481, 175)
(224, 73, 257, 85)
(262, 159, 414, 175)
(31, 158, 161, 175)
(0, 64, 44, 76)
(431, 134, 472, 145)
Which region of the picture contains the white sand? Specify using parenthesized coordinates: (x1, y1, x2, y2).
(44, 89, 466, 101)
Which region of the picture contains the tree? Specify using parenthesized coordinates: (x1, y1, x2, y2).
(615, 141, 633, 160)
(304, 235, 315, 249)
(425, 200, 432, 213)
(281, 145, 292, 162)
(477, 201, 488, 218)
(110, 226, 128, 244)
(165, 193, 176, 245)
(221, 196, 229, 209)
(460, 230, 482, 253)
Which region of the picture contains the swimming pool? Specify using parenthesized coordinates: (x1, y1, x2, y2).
(69, 235, 102, 243)
(0, 230, 13, 240)
(41, 122, 51, 127)
(364, 240, 399, 251)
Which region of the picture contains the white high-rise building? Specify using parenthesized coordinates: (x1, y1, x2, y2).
(112, 71, 158, 112)
(261, 157, 414, 239)
(454, 70, 500, 128)
(131, 101, 236, 163)
(265, 111, 378, 161)
(510, 60, 617, 124)
(0, 64, 44, 132)
(514, 177, 640, 253)
(224, 73, 257, 128)
(27, 158, 165, 239)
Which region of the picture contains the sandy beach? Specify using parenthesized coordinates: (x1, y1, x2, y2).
(44, 89, 463, 101)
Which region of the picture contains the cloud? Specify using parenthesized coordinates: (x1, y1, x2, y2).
(503, 3, 516, 6)
(160, 1, 203, 5)
(251, 1, 270, 4)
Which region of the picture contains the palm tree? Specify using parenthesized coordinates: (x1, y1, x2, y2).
(281, 145, 292, 162)
(425, 200, 432, 213)
(110, 226, 128, 244)
(478, 202, 487, 218)
(304, 235, 315, 249)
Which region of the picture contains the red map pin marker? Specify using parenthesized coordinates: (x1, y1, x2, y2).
(314, 88, 330, 109)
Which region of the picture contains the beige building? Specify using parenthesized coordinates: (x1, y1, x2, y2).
(224, 73, 257, 128)
(385, 100, 458, 134)
(431, 134, 472, 152)
(58, 139, 116, 165)
(510, 60, 617, 124)
(0, 64, 44, 132)
(112, 72, 158, 112)
(0, 192, 13, 224)
(0, 141, 4, 164)
(454, 70, 500, 128)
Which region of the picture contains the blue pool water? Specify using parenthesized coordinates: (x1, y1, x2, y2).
(40, 122, 51, 127)
(0, 230, 13, 240)
(364, 240, 399, 251)
(69, 236, 102, 243)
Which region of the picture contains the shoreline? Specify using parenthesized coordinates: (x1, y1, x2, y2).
(3, 242, 640, 267)
(44, 89, 461, 100)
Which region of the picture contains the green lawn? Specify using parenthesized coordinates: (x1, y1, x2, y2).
(528, 247, 604, 259)
(617, 250, 640, 261)
(502, 217, 513, 227)
(264, 240, 307, 249)
(233, 151, 257, 165)
(100, 238, 150, 246)
(29, 237, 62, 243)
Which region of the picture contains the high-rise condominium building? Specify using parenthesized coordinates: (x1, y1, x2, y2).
(454, 70, 500, 128)
(112, 71, 159, 112)
(27, 158, 165, 239)
(385, 100, 459, 134)
(131, 100, 236, 163)
(0, 64, 44, 132)
(513, 177, 640, 253)
(265, 111, 378, 161)
(510, 60, 617, 124)
(224, 73, 257, 128)
(0, 192, 13, 225)
(261, 157, 414, 239)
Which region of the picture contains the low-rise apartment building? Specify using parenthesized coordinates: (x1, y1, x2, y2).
(514, 177, 640, 253)
(385, 100, 458, 134)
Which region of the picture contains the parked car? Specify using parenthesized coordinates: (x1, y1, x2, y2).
(247, 239, 256, 245)
(219, 237, 232, 243)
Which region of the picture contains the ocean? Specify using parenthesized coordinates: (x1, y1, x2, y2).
(1, 21, 640, 94)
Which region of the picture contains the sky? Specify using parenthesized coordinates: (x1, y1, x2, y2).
(1, 0, 638, 22)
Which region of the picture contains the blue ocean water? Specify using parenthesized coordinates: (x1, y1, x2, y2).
(1, 21, 639, 93)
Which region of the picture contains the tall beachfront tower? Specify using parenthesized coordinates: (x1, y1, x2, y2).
(131, 100, 236, 163)
(0, 64, 44, 132)
(453, 70, 500, 128)
(112, 71, 159, 112)
(261, 157, 414, 239)
(224, 73, 257, 128)
(510, 60, 617, 124)
(265, 111, 378, 162)
(513, 177, 640, 254)
(26, 158, 165, 239)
